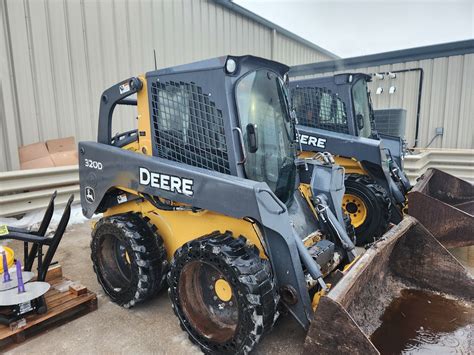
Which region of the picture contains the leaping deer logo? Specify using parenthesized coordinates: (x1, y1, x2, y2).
(85, 187, 95, 203)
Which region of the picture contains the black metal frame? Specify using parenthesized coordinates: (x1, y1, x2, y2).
(0, 194, 74, 325)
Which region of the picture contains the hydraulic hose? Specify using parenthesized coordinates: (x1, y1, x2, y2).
(293, 230, 328, 291)
(315, 195, 357, 261)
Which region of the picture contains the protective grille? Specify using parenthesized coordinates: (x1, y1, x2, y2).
(150, 80, 230, 174)
(291, 87, 349, 134)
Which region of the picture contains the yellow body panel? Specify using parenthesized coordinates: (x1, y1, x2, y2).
(104, 200, 266, 260)
(297, 151, 367, 176)
(137, 75, 153, 156)
(312, 284, 330, 311)
(334, 156, 367, 175)
(122, 141, 140, 152)
(298, 184, 319, 218)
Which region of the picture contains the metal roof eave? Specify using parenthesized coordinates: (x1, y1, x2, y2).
(289, 39, 474, 77)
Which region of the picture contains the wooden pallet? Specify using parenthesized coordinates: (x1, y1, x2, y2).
(0, 265, 97, 349)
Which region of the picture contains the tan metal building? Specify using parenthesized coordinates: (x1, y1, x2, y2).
(0, 0, 336, 172)
(290, 41, 474, 150)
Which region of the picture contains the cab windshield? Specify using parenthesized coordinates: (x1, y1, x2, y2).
(236, 69, 295, 204)
(352, 79, 373, 138)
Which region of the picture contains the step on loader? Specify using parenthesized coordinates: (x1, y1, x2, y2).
(79, 56, 472, 354)
(289, 73, 473, 248)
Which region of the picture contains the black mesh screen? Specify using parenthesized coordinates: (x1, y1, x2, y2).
(150, 80, 230, 174)
(291, 87, 349, 134)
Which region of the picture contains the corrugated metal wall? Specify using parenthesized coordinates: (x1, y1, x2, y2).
(0, 0, 333, 172)
(293, 53, 474, 149)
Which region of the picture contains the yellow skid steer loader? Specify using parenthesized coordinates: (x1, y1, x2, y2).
(79, 56, 472, 354)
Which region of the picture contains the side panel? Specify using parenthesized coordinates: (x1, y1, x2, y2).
(104, 200, 266, 260)
(296, 126, 407, 214)
(296, 125, 385, 167)
(379, 133, 403, 167)
(298, 153, 366, 178)
(334, 157, 366, 175)
(79, 141, 314, 329)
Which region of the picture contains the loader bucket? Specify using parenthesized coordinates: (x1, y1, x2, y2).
(304, 216, 473, 354)
(408, 168, 474, 248)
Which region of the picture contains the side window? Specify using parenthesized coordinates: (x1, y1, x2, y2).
(351, 79, 372, 138)
(291, 86, 349, 134)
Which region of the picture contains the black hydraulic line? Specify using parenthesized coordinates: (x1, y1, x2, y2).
(324, 207, 357, 261)
(142, 194, 176, 211)
(293, 230, 328, 290)
(142, 194, 199, 212)
(312, 194, 357, 261)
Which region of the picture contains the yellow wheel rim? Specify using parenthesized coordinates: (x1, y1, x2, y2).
(0, 246, 15, 273)
(124, 251, 131, 264)
(342, 193, 367, 228)
(214, 278, 232, 302)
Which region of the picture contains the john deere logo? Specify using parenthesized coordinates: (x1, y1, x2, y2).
(297, 133, 327, 149)
(139, 167, 194, 196)
(85, 187, 95, 203)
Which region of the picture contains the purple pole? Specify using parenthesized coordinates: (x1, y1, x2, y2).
(2, 252, 10, 283)
(16, 260, 25, 293)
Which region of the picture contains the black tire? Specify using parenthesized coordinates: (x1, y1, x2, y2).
(344, 174, 391, 246)
(168, 232, 278, 355)
(91, 213, 168, 308)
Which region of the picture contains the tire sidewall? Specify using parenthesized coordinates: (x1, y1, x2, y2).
(91, 218, 140, 306)
(91, 213, 167, 308)
(344, 183, 381, 235)
(344, 174, 391, 245)
(168, 236, 273, 355)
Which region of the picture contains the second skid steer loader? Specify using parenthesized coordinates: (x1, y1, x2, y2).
(289, 73, 473, 248)
(79, 55, 472, 354)
(290, 73, 409, 245)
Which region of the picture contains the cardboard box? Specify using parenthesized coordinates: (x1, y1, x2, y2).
(19, 142, 49, 163)
(20, 156, 55, 170)
(46, 136, 76, 153)
(19, 137, 78, 170)
(50, 150, 78, 167)
(19, 142, 56, 170)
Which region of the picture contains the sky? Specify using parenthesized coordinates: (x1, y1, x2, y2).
(235, 0, 474, 58)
